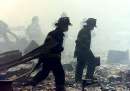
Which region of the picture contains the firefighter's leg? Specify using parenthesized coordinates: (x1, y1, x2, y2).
(86, 62, 96, 79)
(52, 60, 65, 91)
(25, 63, 50, 86)
(75, 58, 86, 83)
(32, 63, 50, 86)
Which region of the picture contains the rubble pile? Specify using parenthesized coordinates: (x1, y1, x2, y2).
(94, 65, 130, 91)
(1, 62, 130, 91)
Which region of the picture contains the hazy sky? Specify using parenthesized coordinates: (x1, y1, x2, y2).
(0, 0, 130, 55)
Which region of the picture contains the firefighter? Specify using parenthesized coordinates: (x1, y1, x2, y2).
(74, 18, 97, 83)
(24, 16, 72, 91)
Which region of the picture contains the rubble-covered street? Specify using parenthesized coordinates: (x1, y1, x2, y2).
(2, 63, 130, 91)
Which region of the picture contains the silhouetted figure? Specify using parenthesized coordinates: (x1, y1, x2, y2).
(26, 16, 43, 45)
(74, 18, 97, 83)
(0, 20, 18, 42)
(24, 16, 72, 91)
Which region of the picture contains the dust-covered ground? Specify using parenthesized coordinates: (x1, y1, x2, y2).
(6, 64, 130, 91)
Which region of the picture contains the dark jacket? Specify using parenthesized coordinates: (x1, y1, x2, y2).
(39, 29, 64, 61)
(33, 29, 65, 70)
(47, 29, 64, 55)
(74, 27, 91, 57)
